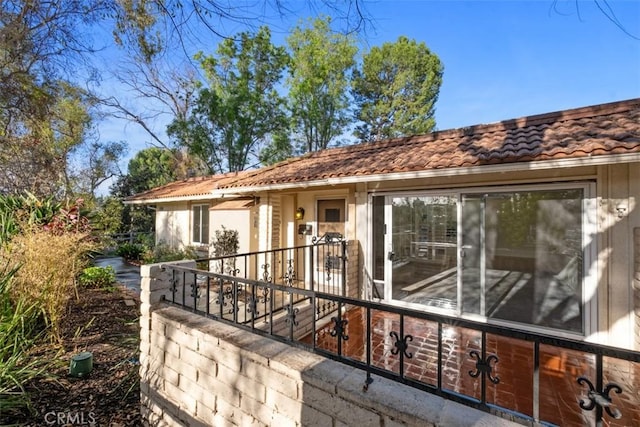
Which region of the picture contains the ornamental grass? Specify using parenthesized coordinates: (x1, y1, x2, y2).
(1, 225, 97, 340)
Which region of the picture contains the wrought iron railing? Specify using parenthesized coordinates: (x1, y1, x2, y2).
(161, 243, 640, 427)
(196, 233, 346, 297)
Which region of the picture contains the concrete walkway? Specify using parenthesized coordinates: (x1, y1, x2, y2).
(94, 256, 141, 294)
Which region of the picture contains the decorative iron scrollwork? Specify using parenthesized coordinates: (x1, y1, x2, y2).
(225, 266, 240, 277)
(330, 316, 349, 341)
(246, 295, 258, 316)
(390, 331, 413, 359)
(468, 350, 500, 384)
(577, 377, 623, 419)
(284, 259, 296, 286)
(261, 263, 272, 283)
(189, 279, 200, 299)
(312, 232, 344, 244)
(169, 276, 178, 294)
(246, 286, 270, 317)
(285, 305, 299, 327)
(215, 284, 240, 314)
(324, 258, 333, 282)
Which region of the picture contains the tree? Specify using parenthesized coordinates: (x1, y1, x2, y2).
(168, 26, 289, 173)
(352, 36, 443, 142)
(286, 16, 357, 153)
(258, 129, 293, 166)
(0, 0, 105, 132)
(111, 147, 185, 233)
(0, 82, 96, 198)
(75, 141, 127, 198)
(102, 1, 371, 154)
(124, 147, 180, 194)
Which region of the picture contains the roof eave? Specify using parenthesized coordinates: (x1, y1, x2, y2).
(211, 152, 640, 196)
(124, 192, 249, 205)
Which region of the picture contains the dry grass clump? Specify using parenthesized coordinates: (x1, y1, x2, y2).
(2, 226, 97, 339)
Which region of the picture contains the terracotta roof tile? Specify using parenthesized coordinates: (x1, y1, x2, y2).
(217, 98, 640, 189)
(126, 171, 250, 202)
(129, 98, 640, 201)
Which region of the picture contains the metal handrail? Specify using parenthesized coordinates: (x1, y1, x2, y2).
(160, 259, 640, 427)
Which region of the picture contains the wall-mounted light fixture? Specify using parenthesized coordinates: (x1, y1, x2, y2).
(295, 207, 305, 220)
(616, 203, 627, 218)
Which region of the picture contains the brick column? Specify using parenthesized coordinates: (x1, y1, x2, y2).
(346, 240, 360, 300)
(139, 260, 196, 424)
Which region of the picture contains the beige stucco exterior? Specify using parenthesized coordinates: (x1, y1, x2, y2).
(155, 202, 191, 250)
(146, 159, 639, 351)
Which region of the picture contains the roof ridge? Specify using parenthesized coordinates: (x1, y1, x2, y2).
(442, 97, 640, 137)
(291, 98, 640, 157)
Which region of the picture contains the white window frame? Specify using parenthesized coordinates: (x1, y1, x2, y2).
(191, 204, 210, 245)
(368, 181, 597, 340)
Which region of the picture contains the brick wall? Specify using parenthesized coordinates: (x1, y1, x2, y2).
(140, 262, 518, 427)
(345, 240, 360, 300)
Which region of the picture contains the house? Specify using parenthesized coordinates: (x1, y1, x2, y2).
(127, 97, 640, 351)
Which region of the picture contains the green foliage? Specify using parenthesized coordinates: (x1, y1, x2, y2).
(258, 130, 294, 166)
(79, 266, 117, 290)
(168, 26, 289, 174)
(116, 243, 147, 262)
(286, 16, 357, 153)
(0, 192, 90, 245)
(211, 227, 239, 257)
(0, 264, 56, 419)
(76, 140, 127, 197)
(1, 80, 96, 198)
(142, 243, 199, 264)
(90, 196, 125, 237)
(352, 36, 444, 141)
(122, 147, 179, 195)
(110, 147, 193, 236)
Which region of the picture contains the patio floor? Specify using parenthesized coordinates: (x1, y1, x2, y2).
(308, 306, 640, 427)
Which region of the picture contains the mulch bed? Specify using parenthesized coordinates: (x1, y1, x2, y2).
(4, 287, 142, 426)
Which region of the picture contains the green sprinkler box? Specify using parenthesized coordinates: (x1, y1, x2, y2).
(69, 352, 93, 377)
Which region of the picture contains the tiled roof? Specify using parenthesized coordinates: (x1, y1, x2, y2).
(126, 171, 248, 202)
(128, 98, 640, 201)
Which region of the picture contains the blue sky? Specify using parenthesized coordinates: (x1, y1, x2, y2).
(98, 0, 640, 182)
(363, 0, 640, 130)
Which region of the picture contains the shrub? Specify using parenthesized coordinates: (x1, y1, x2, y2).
(0, 263, 53, 419)
(141, 243, 199, 264)
(211, 227, 239, 257)
(79, 266, 116, 290)
(2, 226, 96, 339)
(116, 243, 146, 262)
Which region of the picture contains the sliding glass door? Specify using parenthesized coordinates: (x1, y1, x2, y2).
(380, 195, 458, 309)
(372, 184, 592, 335)
(461, 189, 585, 333)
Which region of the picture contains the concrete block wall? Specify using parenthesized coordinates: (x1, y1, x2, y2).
(140, 261, 519, 427)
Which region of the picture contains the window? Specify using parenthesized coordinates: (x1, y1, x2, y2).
(373, 183, 594, 336)
(460, 188, 585, 334)
(325, 208, 341, 222)
(192, 204, 209, 245)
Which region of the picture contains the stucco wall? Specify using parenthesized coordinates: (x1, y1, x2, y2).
(210, 207, 258, 256)
(139, 263, 518, 427)
(155, 203, 190, 249)
(634, 228, 640, 351)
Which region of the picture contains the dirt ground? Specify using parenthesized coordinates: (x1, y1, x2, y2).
(6, 287, 142, 426)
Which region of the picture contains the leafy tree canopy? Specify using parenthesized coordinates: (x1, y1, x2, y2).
(286, 15, 357, 153)
(352, 36, 444, 142)
(168, 26, 289, 173)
